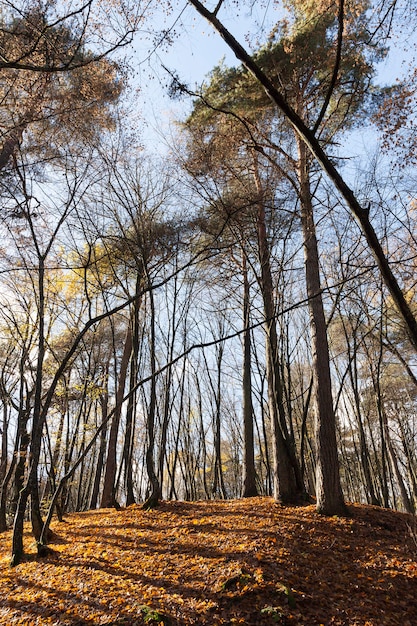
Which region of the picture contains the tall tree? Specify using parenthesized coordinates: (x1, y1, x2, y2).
(185, 0, 417, 359)
(181, 114, 305, 502)
(5, 80, 124, 564)
(180, 0, 399, 514)
(91, 158, 180, 509)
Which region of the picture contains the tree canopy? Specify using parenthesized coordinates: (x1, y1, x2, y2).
(0, 0, 417, 577)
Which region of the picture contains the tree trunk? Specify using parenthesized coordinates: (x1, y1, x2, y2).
(143, 288, 162, 509)
(12, 257, 49, 564)
(157, 275, 179, 500)
(195, 373, 210, 499)
(296, 138, 346, 516)
(0, 401, 8, 495)
(348, 331, 380, 506)
(383, 410, 414, 514)
(30, 257, 47, 542)
(90, 373, 109, 509)
(123, 281, 142, 507)
(253, 160, 305, 503)
(213, 342, 227, 499)
(397, 416, 417, 506)
(0, 409, 25, 532)
(101, 325, 132, 508)
(241, 251, 258, 497)
(0, 354, 32, 532)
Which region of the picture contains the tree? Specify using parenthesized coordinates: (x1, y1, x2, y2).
(4, 91, 124, 565)
(0, 7, 123, 176)
(179, 0, 417, 515)
(5, 166, 89, 563)
(0, 326, 28, 531)
(0, 0, 141, 72)
(181, 112, 305, 502)
(241, 251, 258, 497)
(185, 0, 417, 358)
(87, 157, 181, 509)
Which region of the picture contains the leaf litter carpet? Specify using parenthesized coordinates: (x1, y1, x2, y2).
(0, 497, 416, 625)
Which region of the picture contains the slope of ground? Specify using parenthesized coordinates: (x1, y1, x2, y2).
(0, 497, 416, 625)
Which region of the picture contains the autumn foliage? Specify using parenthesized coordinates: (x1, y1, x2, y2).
(0, 498, 416, 625)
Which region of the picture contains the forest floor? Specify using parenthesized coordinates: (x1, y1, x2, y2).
(0, 498, 416, 625)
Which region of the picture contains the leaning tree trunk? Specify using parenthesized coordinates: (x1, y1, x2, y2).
(1, 351, 32, 531)
(297, 138, 346, 516)
(12, 257, 49, 565)
(0, 416, 26, 533)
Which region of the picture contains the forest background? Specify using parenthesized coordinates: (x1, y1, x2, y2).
(1, 0, 417, 567)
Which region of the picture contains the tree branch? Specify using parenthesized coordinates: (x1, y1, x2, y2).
(313, 0, 345, 134)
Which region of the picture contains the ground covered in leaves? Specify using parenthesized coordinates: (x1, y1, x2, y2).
(0, 498, 416, 625)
